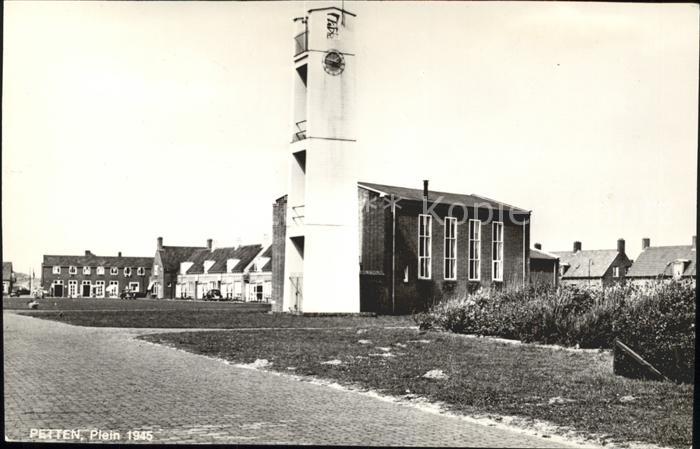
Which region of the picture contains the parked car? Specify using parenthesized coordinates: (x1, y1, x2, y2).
(203, 289, 223, 300)
(10, 287, 31, 297)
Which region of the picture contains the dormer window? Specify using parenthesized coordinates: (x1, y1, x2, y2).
(137, 267, 145, 276)
(124, 267, 132, 276)
(180, 262, 193, 275)
(226, 259, 240, 273)
(203, 260, 215, 274)
(672, 259, 690, 280)
(110, 267, 118, 275)
(97, 266, 105, 275)
(254, 257, 271, 272)
(53, 266, 61, 275)
(83, 266, 91, 275)
(560, 264, 570, 276)
(69, 266, 77, 275)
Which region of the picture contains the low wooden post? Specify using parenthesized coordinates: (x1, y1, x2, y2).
(613, 339, 670, 382)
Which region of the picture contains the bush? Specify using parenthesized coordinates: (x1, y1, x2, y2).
(416, 280, 696, 383)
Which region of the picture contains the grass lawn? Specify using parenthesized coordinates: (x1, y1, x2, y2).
(141, 327, 693, 448)
(19, 308, 414, 329)
(3, 296, 270, 312)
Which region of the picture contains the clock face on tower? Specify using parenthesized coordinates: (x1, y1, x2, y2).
(323, 50, 345, 76)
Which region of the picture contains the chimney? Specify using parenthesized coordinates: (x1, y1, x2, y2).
(207, 239, 213, 250)
(85, 250, 91, 256)
(423, 180, 429, 200)
(157, 237, 163, 250)
(642, 238, 651, 250)
(617, 238, 625, 254)
(573, 241, 582, 253)
(118, 251, 122, 258)
(534, 243, 542, 250)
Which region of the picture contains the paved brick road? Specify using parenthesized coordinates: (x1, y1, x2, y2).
(4, 313, 582, 446)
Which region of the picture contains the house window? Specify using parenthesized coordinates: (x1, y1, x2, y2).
(418, 214, 432, 279)
(69, 266, 77, 275)
(234, 281, 242, 300)
(68, 280, 78, 297)
(468, 219, 481, 281)
(83, 266, 91, 275)
(250, 283, 264, 301)
(107, 281, 119, 297)
(137, 267, 145, 276)
(492, 222, 504, 281)
(53, 266, 61, 275)
(403, 266, 409, 283)
(96, 266, 105, 275)
(124, 267, 132, 276)
(444, 217, 457, 280)
(110, 267, 118, 275)
(128, 282, 139, 292)
(94, 281, 105, 297)
(613, 266, 620, 278)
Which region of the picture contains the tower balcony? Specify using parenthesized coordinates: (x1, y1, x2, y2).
(294, 31, 308, 57)
(287, 204, 305, 238)
(292, 120, 307, 142)
(290, 204, 305, 225)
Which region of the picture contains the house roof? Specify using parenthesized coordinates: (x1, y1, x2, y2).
(358, 182, 529, 214)
(159, 246, 207, 272)
(551, 249, 621, 278)
(43, 253, 153, 268)
(3, 262, 13, 281)
(184, 244, 264, 275)
(626, 245, 696, 278)
(530, 248, 559, 261)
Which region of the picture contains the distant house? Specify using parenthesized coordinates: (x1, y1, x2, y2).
(176, 243, 271, 301)
(552, 239, 632, 287)
(530, 243, 559, 287)
(41, 251, 153, 298)
(626, 236, 696, 284)
(149, 237, 208, 299)
(3, 262, 15, 294)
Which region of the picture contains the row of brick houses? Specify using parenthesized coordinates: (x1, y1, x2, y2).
(527, 236, 696, 288)
(41, 251, 153, 298)
(174, 243, 272, 301)
(40, 238, 273, 301)
(149, 237, 272, 301)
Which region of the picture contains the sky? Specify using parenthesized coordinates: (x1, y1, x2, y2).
(3, 1, 698, 276)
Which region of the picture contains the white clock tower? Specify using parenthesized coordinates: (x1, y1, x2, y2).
(282, 3, 360, 313)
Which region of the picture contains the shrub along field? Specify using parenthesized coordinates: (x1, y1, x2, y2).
(142, 327, 693, 449)
(416, 280, 696, 383)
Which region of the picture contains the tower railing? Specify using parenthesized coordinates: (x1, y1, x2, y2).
(291, 205, 305, 225)
(294, 32, 308, 56)
(292, 120, 307, 142)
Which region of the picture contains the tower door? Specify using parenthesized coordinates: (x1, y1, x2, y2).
(289, 275, 303, 313)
